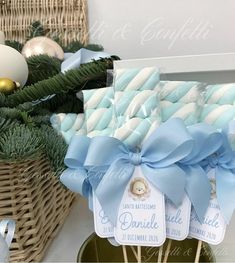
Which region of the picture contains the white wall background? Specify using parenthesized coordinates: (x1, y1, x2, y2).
(87, 0, 235, 59)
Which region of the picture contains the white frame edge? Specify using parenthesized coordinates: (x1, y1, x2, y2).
(114, 53, 235, 74)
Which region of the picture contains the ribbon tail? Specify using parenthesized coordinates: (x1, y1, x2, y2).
(216, 167, 235, 224)
(183, 165, 211, 222)
(60, 168, 90, 197)
(88, 191, 93, 211)
(0, 220, 15, 247)
(142, 164, 186, 206)
(61, 48, 110, 73)
(95, 159, 134, 226)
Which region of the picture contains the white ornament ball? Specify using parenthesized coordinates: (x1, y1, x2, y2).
(0, 44, 28, 87)
(22, 37, 64, 60)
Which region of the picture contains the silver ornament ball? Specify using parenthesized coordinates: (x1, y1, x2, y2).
(22, 37, 64, 60)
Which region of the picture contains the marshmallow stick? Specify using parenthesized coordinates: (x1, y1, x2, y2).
(158, 246, 163, 263)
(122, 246, 129, 263)
(137, 246, 141, 263)
(194, 240, 203, 263)
(130, 246, 138, 261)
(163, 239, 172, 263)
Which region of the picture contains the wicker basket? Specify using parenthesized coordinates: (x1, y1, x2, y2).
(0, 0, 88, 45)
(0, 153, 75, 262)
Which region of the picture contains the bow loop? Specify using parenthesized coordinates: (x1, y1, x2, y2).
(179, 123, 223, 222)
(142, 118, 194, 164)
(200, 130, 235, 224)
(60, 135, 91, 198)
(216, 166, 235, 224)
(64, 135, 91, 168)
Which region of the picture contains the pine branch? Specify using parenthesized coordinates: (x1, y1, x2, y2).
(0, 125, 42, 160)
(85, 44, 104, 51)
(27, 21, 46, 40)
(62, 41, 104, 53)
(54, 94, 84, 113)
(38, 125, 68, 173)
(0, 107, 33, 125)
(6, 57, 119, 107)
(0, 93, 6, 107)
(0, 117, 19, 133)
(26, 55, 62, 84)
(5, 40, 24, 52)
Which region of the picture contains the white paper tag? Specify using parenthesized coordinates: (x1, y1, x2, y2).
(189, 169, 226, 245)
(114, 166, 166, 246)
(165, 194, 191, 240)
(93, 193, 114, 238)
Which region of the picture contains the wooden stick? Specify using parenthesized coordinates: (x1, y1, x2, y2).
(194, 240, 202, 263)
(158, 245, 163, 263)
(130, 246, 138, 261)
(163, 239, 172, 263)
(122, 245, 128, 263)
(137, 246, 141, 263)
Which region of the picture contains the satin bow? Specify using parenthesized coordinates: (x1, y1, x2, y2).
(179, 123, 223, 222)
(60, 135, 91, 198)
(201, 132, 235, 224)
(85, 118, 194, 225)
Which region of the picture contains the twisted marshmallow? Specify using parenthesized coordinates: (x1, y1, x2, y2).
(205, 83, 235, 105)
(50, 113, 85, 144)
(161, 101, 200, 125)
(159, 81, 202, 103)
(200, 104, 235, 129)
(114, 67, 160, 91)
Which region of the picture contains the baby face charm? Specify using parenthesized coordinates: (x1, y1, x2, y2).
(129, 177, 150, 200)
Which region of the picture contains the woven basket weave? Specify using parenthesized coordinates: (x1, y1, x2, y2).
(0, 153, 75, 262)
(0, 0, 88, 45)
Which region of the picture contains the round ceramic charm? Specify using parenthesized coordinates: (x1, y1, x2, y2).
(0, 44, 28, 87)
(129, 177, 150, 200)
(22, 37, 64, 60)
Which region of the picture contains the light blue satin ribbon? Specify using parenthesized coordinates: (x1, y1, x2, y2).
(179, 123, 223, 222)
(60, 135, 108, 210)
(201, 132, 235, 224)
(84, 118, 194, 225)
(60, 135, 91, 197)
(61, 48, 110, 73)
(34, 48, 110, 104)
(0, 220, 15, 247)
